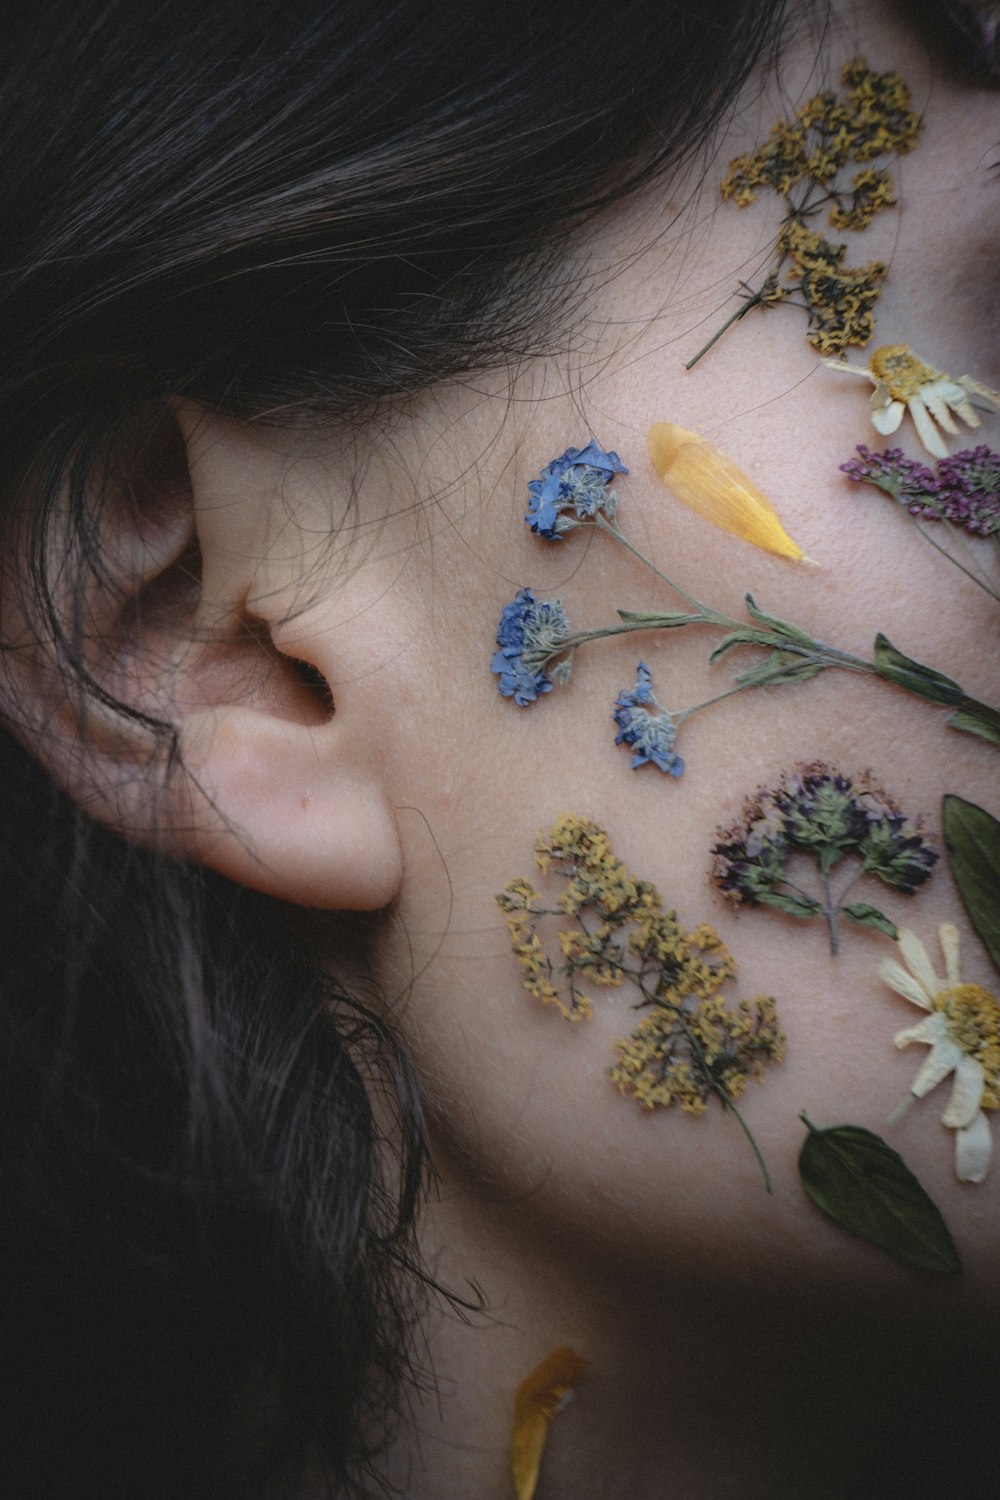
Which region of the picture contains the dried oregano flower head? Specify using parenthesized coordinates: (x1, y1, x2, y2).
(711, 763, 937, 955)
(497, 815, 784, 1180)
(690, 59, 921, 365)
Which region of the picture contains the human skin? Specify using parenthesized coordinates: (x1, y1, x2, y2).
(122, 2, 998, 1494)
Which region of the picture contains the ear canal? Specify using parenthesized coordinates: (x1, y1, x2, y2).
(6, 403, 404, 913)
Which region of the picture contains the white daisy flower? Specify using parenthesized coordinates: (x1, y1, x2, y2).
(822, 343, 1000, 459)
(879, 922, 1000, 1183)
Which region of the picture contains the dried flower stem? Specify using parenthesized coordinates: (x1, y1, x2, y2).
(523, 515, 1000, 749)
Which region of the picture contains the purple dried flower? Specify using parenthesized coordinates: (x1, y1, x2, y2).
(841, 443, 1000, 536)
(935, 446, 1000, 536)
(711, 763, 937, 953)
(840, 445, 942, 516)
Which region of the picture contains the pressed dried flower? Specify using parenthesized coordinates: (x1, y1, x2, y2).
(881, 923, 1000, 1182)
(842, 443, 1000, 535)
(778, 222, 886, 353)
(492, 588, 571, 705)
(712, 763, 937, 954)
(648, 423, 809, 560)
(498, 815, 784, 1148)
(697, 60, 919, 365)
(525, 439, 628, 540)
(512, 1347, 587, 1500)
(823, 343, 1000, 459)
(612, 662, 684, 776)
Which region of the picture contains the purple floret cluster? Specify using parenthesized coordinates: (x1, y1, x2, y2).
(841, 444, 1000, 536)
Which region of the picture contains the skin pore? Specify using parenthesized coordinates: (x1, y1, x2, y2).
(160, 2, 998, 1494)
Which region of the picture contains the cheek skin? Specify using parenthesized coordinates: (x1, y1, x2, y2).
(357, 25, 1000, 1303)
(369, 429, 997, 1298)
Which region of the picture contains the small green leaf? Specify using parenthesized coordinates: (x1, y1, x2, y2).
(734, 652, 825, 689)
(798, 1116, 961, 1276)
(708, 628, 774, 662)
(616, 609, 702, 628)
(756, 890, 822, 918)
(841, 902, 898, 938)
(942, 795, 1000, 972)
(872, 634, 964, 705)
(946, 702, 1000, 748)
(744, 593, 816, 647)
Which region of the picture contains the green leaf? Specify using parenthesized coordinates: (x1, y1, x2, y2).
(615, 609, 702, 628)
(798, 1116, 962, 1276)
(841, 902, 897, 938)
(871, 634, 964, 705)
(946, 702, 1000, 748)
(744, 593, 816, 647)
(756, 890, 822, 918)
(734, 651, 825, 689)
(942, 795, 1000, 972)
(708, 628, 774, 662)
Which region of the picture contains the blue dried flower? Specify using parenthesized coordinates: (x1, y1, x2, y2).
(613, 662, 684, 776)
(491, 588, 571, 705)
(526, 439, 628, 540)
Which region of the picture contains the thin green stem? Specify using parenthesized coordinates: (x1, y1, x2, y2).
(684, 289, 772, 371)
(913, 519, 1000, 602)
(820, 869, 840, 956)
(720, 1096, 774, 1195)
(594, 514, 727, 618)
(652, 988, 774, 1194)
(674, 684, 752, 723)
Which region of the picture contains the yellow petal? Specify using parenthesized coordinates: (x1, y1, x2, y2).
(511, 1347, 587, 1500)
(648, 423, 811, 562)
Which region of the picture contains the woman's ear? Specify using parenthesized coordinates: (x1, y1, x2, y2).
(2, 403, 403, 911)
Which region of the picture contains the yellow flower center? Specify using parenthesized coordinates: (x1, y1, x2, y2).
(935, 982, 1000, 1110)
(868, 343, 937, 400)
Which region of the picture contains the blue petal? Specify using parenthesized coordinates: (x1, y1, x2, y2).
(570, 438, 629, 476)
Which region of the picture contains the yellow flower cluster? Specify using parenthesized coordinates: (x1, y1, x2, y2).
(611, 995, 785, 1114)
(829, 167, 897, 230)
(721, 60, 919, 207)
(712, 60, 920, 359)
(497, 814, 785, 1110)
(777, 221, 887, 353)
(839, 57, 921, 159)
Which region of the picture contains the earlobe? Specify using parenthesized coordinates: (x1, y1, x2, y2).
(179, 705, 403, 911)
(4, 403, 404, 913)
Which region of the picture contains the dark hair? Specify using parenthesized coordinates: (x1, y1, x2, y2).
(0, 2, 792, 1494)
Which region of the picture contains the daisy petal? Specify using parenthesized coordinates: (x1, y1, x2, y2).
(941, 1052, 984, 1128)
(921, 384, 960, 434)
(939, 923, 961, 988)
(957, 373, 1000, 412)
(879, 957, 934, 1010)
(938, 380, 979, 429)
(870, 398, 905, 435)
(894, 1012, 948, 1049)
(955, 1110, 993, 1184)
(907, 396, 948, 459)
(909, 1036, 963, 1098)
(897, 929, 940, 1003)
